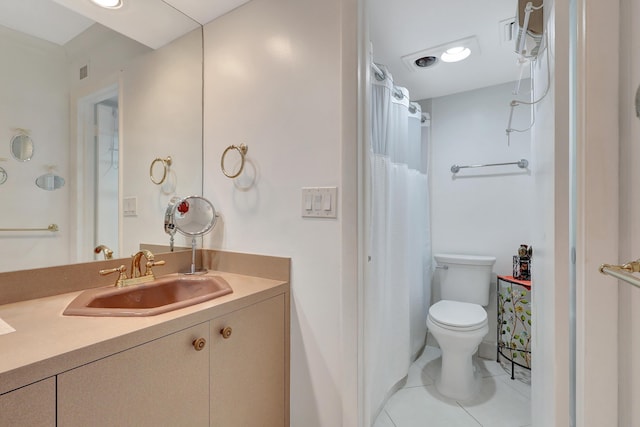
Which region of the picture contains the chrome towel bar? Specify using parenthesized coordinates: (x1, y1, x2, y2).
(450, 159, 529, 174)
(599, 260, 640, 289)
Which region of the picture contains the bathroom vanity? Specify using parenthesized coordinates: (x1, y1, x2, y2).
(0, 250, 290, 426)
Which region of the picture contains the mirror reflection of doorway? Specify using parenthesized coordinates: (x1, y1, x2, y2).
(77, 84, 120, 262)
(93, 97, 119, 259)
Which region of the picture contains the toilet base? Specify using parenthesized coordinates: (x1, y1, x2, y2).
(427, 316, 489, 401)
(435, 350, 482, 400)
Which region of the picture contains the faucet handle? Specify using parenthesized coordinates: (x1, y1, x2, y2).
(99, 265, 128, 287)
(144, 259, 165, 277)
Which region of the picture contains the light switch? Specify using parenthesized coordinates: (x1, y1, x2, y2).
(301, 187, 337, 218)
(323, 193, 332, 211)
(123, 196, 137, 217)
(313, 194, 323, 210)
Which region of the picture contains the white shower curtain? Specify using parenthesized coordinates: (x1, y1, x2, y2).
(365, 67, 431, 425)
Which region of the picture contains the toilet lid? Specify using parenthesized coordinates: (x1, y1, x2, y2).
(428, 300, 487, 329)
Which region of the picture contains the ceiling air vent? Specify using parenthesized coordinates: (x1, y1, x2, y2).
(499, 17, 517, 45)
(414, 56, 438, 68)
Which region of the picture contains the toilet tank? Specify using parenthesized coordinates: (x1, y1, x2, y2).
(434, 253, 496, 306)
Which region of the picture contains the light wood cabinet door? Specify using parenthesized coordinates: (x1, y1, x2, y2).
(0, 377, 55, 427)
(210, 295, 287, 426)
(57, 322, 210, 427)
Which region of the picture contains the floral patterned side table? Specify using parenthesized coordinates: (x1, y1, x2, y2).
(497, 275, 532, 382)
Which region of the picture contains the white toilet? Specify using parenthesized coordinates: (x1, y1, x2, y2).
(427, 253, 496, 400)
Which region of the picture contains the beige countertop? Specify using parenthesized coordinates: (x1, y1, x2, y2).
(0, 270, 288, 395)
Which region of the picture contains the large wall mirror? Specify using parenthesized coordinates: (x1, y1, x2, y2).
(0, 0, 204, 272)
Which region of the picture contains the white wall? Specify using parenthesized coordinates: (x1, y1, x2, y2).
(428, 81, 533, 355)
(0, 26, 70, 271)
(201, 0, 353, 425)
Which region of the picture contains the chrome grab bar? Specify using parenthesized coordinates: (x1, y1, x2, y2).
(0, 224, 59, 232)
(599, 260, 640, 289)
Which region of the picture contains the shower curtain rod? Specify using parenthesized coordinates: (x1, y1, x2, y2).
(372, 62, 385, 81)
(371, 62, 425, 119)
(371, 63, 408, 101)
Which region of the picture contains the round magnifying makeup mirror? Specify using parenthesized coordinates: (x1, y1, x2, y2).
(174, 196, 216, 236)
(10, 133, 34, 162)
(165, 195, 217, 274)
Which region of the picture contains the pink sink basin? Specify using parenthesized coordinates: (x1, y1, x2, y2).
(63, 274, 233, 317)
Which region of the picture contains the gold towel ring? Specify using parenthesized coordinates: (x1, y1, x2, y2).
(221, 144, 248, 178)
(150, 156, 172, 185)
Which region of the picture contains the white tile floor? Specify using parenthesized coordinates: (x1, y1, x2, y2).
(373, 346, 531, 427)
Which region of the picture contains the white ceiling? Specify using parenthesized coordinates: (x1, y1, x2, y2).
(0, 0, 94, 45)
(369, 0, 529, 100)
(3, 0, 526, 98)
(0, 0, 251, 49)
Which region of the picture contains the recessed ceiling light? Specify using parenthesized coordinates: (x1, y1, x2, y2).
(90, 0, 123, 9)
(440, 46, 471, 63)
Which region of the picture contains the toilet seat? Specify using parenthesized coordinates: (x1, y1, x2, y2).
(428, 300, 487, 331)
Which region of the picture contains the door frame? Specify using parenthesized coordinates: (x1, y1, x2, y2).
(617, 0, 640, 424)
(574, 0, 620, 425)
(351, 0, 623, 425)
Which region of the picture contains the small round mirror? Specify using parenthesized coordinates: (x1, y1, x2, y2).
(173, 196, 217, 236)
(10, 134, 33, 162)
(35, 173, 65, 191)
(166, 195, 217, 275)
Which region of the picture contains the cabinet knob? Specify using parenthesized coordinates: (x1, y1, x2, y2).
(192, 337, 206, 351)
(220, 326, 233, 339)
